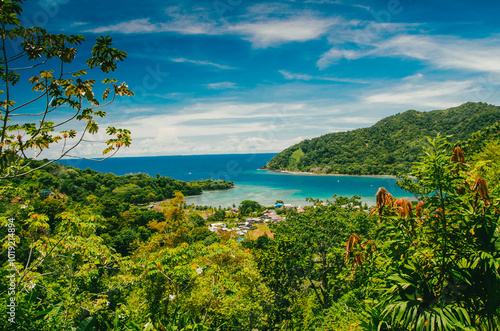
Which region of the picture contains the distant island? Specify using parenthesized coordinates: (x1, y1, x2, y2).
(264, 102, 500, 175)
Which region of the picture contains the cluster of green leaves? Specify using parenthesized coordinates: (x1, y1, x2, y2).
(359, 137, 500, 330)
(0, 0, 133, 178)
(265, 102, 500, 175)
(238, 200, 263, 217)
(460, 122, 500, 191)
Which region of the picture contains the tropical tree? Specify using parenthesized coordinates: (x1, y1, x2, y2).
(254, 196, 375, 330)
(119, 238, 270, 330)
(0, 188, 121, 330)
(363, 136, 500, 330)
(147, 191, 188, 247)
(238, 200, 262, 216)
(0, 0, 133, 178)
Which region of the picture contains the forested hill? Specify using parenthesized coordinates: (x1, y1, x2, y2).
(265, 102, 500, 175)
(5, 160, 234, 206)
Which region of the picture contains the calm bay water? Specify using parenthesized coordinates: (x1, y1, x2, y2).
(59, 153, 411, 207)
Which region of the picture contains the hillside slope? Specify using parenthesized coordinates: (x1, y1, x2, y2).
(265, 102, 500, 175)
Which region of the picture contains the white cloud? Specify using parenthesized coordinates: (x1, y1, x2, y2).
(377, 35, 500, 74)
(316, 20, 418, 69)
(279, 70, 313, 80)
(353, 4, 371, 11)
(324, 21, 414, 45)
(87, 4, 339, 48)
(317, 48, 370, 69)
(403, 73, 424, 81)
(122, 107, 156, 114)
(279, 69, 368, 83)
(205, 82, 238, 90)
(86, 9, 221, 35)
(170, 57, 235, 70)
(102, 102, 305, 155)
(145, 93, 186, 100)
(318, 34, 500, 74)
(363, 79, 477, 108)
(88, 18, 161, 34)
(228, 17, 334, 48)
(80, 101, 381, 157)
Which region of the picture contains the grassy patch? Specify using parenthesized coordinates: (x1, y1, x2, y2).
(248, 223, 274, 239)
(289, 148, 305, 170)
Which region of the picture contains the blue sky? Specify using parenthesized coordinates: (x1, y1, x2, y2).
(17, 0, 500, 157)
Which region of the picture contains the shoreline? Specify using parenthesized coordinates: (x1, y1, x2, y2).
(260, 168, 398, 179)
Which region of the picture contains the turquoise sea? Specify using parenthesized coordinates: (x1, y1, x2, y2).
(59, 153, 411, 207)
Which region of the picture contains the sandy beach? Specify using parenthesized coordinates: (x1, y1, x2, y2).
(262, 168, 399, 179)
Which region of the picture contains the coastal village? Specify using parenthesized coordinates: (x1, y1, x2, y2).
(139, 194, 369, 240)
(205, 202, 364, 239)
(207, 206, 295, 238)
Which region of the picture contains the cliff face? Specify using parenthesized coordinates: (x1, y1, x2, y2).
(265, 102, 500, 175)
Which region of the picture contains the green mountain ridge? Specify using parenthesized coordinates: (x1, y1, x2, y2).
(265, 102, 500, 175)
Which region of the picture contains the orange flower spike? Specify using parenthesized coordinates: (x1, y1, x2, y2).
(376, 187, 388, 211)
(416, 201, 425, 219)
(473, 177, 490, 201)
(450, 146, 465, 163)
(345, 233, 362, 262)
(395, 198, 412, 218)
(403, 199, 410, 218)
(406, 199, 414, 218)
(394, 198, 401, 216)
(345, 233, 366, 278)
(398, 199, 405, 217)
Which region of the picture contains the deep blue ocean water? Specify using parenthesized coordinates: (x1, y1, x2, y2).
(59, 153, 411, 207)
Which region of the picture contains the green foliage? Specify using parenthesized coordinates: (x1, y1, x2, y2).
(188, 226, 213, 243)
(207, 209, 225, 223)
(238, 200, 262, 216)
(2, 160, 233, 206)
(469, 140, 500, 190)
(288, 148, 305, 171)
(461, 123, 500, 191)
(266, 102, 500, 175)
(0, 1, 134, 178)
(113, 228, 139, 256)
(196, 179, 235, 191)
(33, 197, 67, 228)
(2, 133, 499, 330)
(252, 196, 375, 329)
(120, 240, 271, 330)
(313, 291, 365, 331)
(366, 136, 500, 330)
(187, 212, 207, 228)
